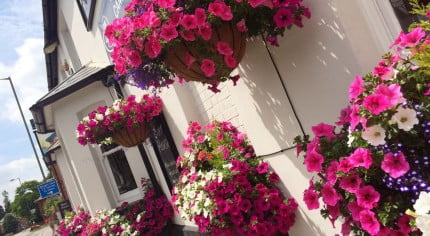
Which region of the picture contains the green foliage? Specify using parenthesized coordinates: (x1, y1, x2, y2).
(0, 205, 5, 221)
(43, 196, 64, 217)
(10, 180, 43, 223)
(2, 213, 18, 234)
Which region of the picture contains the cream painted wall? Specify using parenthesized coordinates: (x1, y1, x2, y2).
(53, 148, 84, 209)
(58, 0, 110, 66)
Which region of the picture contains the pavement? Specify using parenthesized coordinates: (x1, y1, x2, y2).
(14, 225, 53, 236)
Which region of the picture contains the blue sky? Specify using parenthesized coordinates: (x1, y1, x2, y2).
(0, 0, 48, 200)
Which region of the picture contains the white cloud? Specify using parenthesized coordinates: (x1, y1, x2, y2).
(0, 38, 47, 123)
(0, 157, 46, 201)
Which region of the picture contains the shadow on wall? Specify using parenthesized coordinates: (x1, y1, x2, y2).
(238, 0, 364, 153)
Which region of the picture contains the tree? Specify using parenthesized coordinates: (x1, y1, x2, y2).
(0, 205, 5, 220)
(2, 213, 19, 234)
(2, 190, 10, 213)
(10, 180, 43, 223)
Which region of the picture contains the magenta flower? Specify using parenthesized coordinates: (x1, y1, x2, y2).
(335, 106, 352, 126)
(348, 147, 373, 169)
(400, 26, 425, 47)
(325, 160, 339, 185)
(160, 25, 178, 42)
(273, 8, 293, 28)
(236, 19, 248, 32)
(321, 183, 341, 206)
(374, 84, 404, 107)
(356, 185, 380, 209)
(303, 188, 319, 210)
(311, 122, 335, 140)
(248, 0, 266, 8)
(347, 201, 365, 221)
(216, 41, 233, 56)
(194, 8, 207, 26)
(185, 53, 196, 69)
(181, 14, 198, 30)
(338, 157, 353, 173)
(200, 59, 216, 77)
(198, 23, 212, 41)
(208, 2, 225, 17)
(339, 172, 362, 193)
(359, 210, 380, 235)
(144, 38, 162, 58)
(362, 94, 391, 115)
(381, 152, 410, 178)
(304, 150, 324, 172)
(156, 0, 176, 8)
(373, 66, 394, 81)
(180, 30, 196, 41)
(256, 162, 269, 174)
(126, 49, 142, 67)
(349, 104, 367, 131)
(349, 76, 364, 101)
(224, 55, 238, 68)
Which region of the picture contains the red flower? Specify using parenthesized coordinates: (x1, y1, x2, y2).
(160, 25, 178, 42)
(200, 59, 216, 77)
(273, 8, 293, 28)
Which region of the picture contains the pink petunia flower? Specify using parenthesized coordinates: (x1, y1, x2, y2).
(424, 83, 430, 96)
(349, 76, 364, 101)
(198, 23, 212, 40)
(321, 183, 341, 206)
(185, 52, 196, 69)
(304, 150, 324, 172)
(180, 30, 196, 41)
(144, 38, 162, 58)
(126, 49, 142, 67)
(347, 201, 364, 221)
(400, 27, 425, 47)
(373, 66, 394, 81)
(303, 187, 319, 210)
(325, 160, 339, 185)
(194, 8, 207, 26)
(381, 152, 410, 178)
(349, 104, 367, 131)
(335, 106, 352, 126)
(181, 14, 198, 30)
(359, 210, 380, 235)
(356, 185, 380, 209)
(397, 214, 413, 234)
(224, 56, 237, 68)
(266, 35, 280, 47)
(236, 19, 248, 32)
(339, 172, 362, 193)
(273, 8, 293, 28)
(156, 0, 176, 8)
(374, 84, 404, 107)
(256, 162, 269, 174)
(160, 25, 178, 42)
(338, 157, 353, 173)
(311, 122, 335, 140)
(248, 0, 265, 8)
(362, 94, 391, 115)
(200, 59, 216, 77)
(216, 41, 233, 56)
(348, 147, 373, 169)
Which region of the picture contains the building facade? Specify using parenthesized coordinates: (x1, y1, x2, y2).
(30, 0, 415, 234)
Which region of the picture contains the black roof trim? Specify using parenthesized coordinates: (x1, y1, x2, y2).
(42, 0, 58, 90)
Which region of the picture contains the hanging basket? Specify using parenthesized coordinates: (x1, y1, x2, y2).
(112, 123, 151, 147)
(164, 23, 247, 84)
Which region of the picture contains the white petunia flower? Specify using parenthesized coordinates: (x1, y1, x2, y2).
(83, 116, 89, 122)
(95, 113, 104, 121)
(361, 125, 386, 146)
(347, 129, 355, 147)
(416, 215, 430, 236)
(391, 107, 419, 131)
(414, 192, 430, 216)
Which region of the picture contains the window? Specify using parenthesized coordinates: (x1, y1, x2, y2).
(390, 0, 430, 31)
(99, 144, 140, 203)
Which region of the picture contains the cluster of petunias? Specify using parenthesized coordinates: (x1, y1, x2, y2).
(105, 0, 310, 92)
(172, 121, 298, 235)
(410, 192, 430, 235)
(294, 8, 430, 236)
(57, 178, 173, 236)
(76, 94, 162, 146)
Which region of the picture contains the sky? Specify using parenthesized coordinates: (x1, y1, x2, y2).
(0, 0, 48, 201)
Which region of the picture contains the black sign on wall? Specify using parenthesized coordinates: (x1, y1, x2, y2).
(58, 200, 73, 218)
(149, 114, 181, 191)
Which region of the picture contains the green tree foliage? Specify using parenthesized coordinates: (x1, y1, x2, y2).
(10, 180, 43, 223)
(0, 205, 5, 220)
(2, 213, 19, 234)
(1, 190, 10, 213)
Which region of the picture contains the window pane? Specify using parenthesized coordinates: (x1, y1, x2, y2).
(390, 0, 429, 31)
(106, 150, 137, 195)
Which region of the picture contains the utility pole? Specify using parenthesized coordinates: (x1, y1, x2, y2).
(0, 77, 46, 179)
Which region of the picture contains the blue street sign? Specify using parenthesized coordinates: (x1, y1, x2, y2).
(38, 179, 60, 199)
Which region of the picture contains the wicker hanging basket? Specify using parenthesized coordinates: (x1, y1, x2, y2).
(112, 123, 151, 147)
(164, 23, 247, 83)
